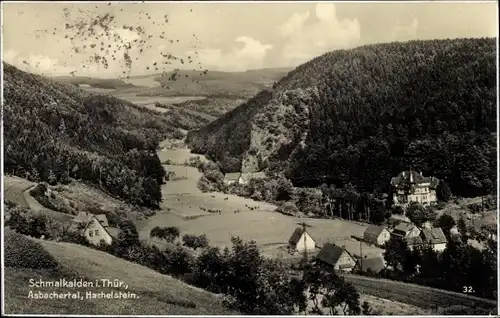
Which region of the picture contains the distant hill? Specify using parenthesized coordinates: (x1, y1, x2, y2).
(187, 38, 497, 197)
(132, 67, 293, 99)
(53, 76, 137, 90)
(3, 63, 175, 208)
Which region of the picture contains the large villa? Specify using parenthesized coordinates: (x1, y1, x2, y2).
(390, 170, 440, 207)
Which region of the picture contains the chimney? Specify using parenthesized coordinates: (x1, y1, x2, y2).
(410, 172, 413, 183)
(402, 171, 405, 177)
(420, 171, 423, 176)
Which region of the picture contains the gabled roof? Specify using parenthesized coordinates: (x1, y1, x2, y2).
(316, 243, 353, 266)
(289, 227, 314, 244)
(389, 214, 411, 223)
(405, 236, 423, 246)
(391, 171, 439, 188)
(224, 172, 241, 181)
(394, 221, 416, 234)
(73, 211, 94, 223)
(83, 216, 119, 239)
(364, 225, 387, 243)
(421, 227, 447, 245)
(360, 256, 386, 273)
(106, 227, 120, 239)
(73, 212, 109, 227)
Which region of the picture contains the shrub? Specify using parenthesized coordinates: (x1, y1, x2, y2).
(4, 228, 59, 269)
(182, 234, 210, 250)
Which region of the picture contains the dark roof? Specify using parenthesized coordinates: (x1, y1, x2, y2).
(364, 225, 387, 243)
(405, 236, 423, 246)
(391, 171, 439, 188)
(394, 221, 416, 234)
(289, 227, 309, 244)
(421, 228, 447, 244)
(316, 243, 351, 266)
(361, 256, 386, 273)
(73, 212, 108, 227)
(106, 227, 120, 239)
(224, 172, 241, 181)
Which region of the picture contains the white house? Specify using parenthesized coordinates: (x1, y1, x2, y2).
(72, 212, 119, 246)
(363, 225, 391, 246)
(224, 172, 241, 185)
(420, 227, 448, 252)
(288, 227, 316, 253)
(390, 170, 440, 207)
(239, 172, 267, 185)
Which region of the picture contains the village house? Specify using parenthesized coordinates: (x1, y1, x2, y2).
(391, 221, 421, 239)
(363, 225, 391, 246)
(315, 243, 357, 272)
(420, 227, 448, 252)
(390, 170, 440, 208)
(388, 214, 412, 228)
(72, 212, 119, 246)
(288, 227, 316, 253)
(239, 171, 267, 185)
(359, 255, 387, 274)
(223, 172, 241, 185)
(405, 236, 424, 251)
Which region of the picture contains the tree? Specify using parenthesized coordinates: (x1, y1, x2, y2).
(457, 216, 468, 241)
(163, 226, 181, 243)
(182, 234, 209, 250)
(436, 181, 452, 202)
(434, 214, 456, 240)
(304, 263, 362, 315)
(406, 202, 427, 227)
(116, 219, 140, 249)
(383, 236, 411, 272)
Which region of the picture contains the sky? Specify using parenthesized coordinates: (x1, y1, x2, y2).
(2, 1, 498, 78)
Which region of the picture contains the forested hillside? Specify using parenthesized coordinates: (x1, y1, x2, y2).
(3, 63, 173, 208)
(187, 38, 497, 197)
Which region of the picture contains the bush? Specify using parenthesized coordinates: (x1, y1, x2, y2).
(4, 228, 59, 269)
(182, 234, 210, 250)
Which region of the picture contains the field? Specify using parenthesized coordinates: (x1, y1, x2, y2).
(136, 144, 384, 259)
(3, 175, 35, 207)
(3, 229, 234, 315)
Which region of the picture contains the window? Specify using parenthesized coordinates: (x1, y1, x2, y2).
(89, 231, 93, 237)
(95, 230, 99, 236)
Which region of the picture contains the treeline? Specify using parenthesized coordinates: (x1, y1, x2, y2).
(3, 63, 173, 208)
(5, 202, 373, 316)
(188, 38, 496, 198)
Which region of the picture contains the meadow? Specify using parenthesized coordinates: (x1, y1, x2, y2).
(3, 229, 234, 315)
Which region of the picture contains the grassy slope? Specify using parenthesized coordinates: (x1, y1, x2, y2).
(186, 38, 496, 192)
(3, 229, 235, 315)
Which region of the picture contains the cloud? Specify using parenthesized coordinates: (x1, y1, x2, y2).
(277, 3, 361, 66)
(278, 11, 310, 37)
(391, 18, 419, 42)
(186, 36, 272, 71)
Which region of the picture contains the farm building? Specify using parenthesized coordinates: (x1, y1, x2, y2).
(390, 170, 440, 207)
(391, 221, 421, 239)
(315, 243, 357, 272)
(363, 225, 391, 246)
(288, 227, 316, 253)
(239, 172, 267, 184)
(359, 256, 386, 274)
(224, 172, 241, 185)
(420, 227, 447, 252)
(388, 214, 411, 228)
(72, 212, 119, 246)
